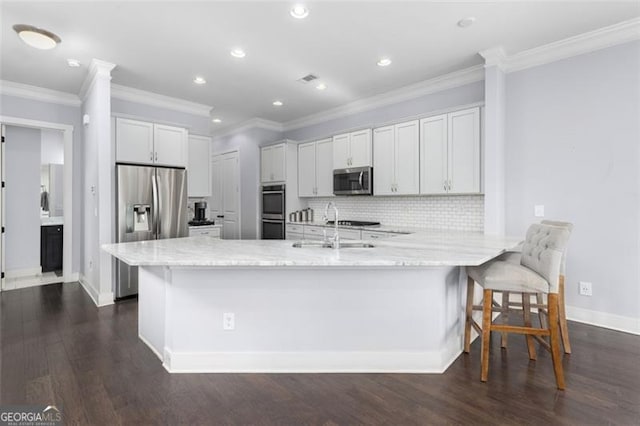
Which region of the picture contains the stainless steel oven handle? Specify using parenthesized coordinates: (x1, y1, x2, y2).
(262, 219, 284, 223)
(262, 190, 284, 194)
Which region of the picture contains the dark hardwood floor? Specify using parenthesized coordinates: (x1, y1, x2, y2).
(1, 283, 639, 425)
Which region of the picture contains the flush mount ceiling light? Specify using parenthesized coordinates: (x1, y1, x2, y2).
(13, 24, 61, 50)
(212, 118, 222, 123)
(193, 76, 206, 85)
(230, 48, 246, 58)
(272, 100, 284, 106)
(457, 17, 476, 28)
(377, 58, 392, 67)
(290, 4, 309, 19)
(66, 58, 80, 67)
(315, 83, 327, 90)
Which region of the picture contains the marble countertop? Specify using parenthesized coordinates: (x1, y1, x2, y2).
(102, 230, 521, 268)
(41, 216, 64, 226)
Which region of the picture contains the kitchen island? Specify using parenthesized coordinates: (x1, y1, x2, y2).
(102, 230, 520, 374)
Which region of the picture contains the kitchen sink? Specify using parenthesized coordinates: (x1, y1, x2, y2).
(292, 241, 374, 249)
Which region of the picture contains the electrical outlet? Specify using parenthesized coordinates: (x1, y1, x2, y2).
(579, 281, 593, 296)
(223, 312, 235, 330)
(534, 205, 545, 217)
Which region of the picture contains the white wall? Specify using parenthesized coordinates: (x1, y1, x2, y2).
(40, 129, 64, 164)
(0, 94, 82, 274)
(212, 127, 283, 239)
(505, 41, 640, 322)
(5, 126, 41, 273)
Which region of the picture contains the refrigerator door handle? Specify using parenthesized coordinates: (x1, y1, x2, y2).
(152, 173, 159, 238)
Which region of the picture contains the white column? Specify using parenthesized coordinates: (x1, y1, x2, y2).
(480, 48, 507, 236)
(80, 59, 116, 305)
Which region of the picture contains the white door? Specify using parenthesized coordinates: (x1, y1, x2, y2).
(298, 142, 316, 197)
(395, 120, 420, 195)
(448, 107, 480, 194)
(315, 138, 334, 197)
(373, 125, 395, 196)
(270, 143, 286, 182)
(349, 129, 372, 167)
(420, 114, 448, 194)
(221, 152, 240, 239)
(154, 124, 187, 167)
(210, 154, 223, 223)
(332, 133, 350, 169)
(116, 118, 154, 164)
(260, 146, 272, 183)
(188, 135, 211, 197)
(0, 125, 5, 290)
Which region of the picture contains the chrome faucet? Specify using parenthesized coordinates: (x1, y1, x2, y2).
(323, 201, 340, 249)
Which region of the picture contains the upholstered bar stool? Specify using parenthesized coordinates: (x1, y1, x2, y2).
(498, 220, 574, 353)
(465, 223, 572, 389)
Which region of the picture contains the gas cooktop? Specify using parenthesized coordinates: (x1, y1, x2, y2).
(326, 220, 380, 227)
(188, 220, 216, 226)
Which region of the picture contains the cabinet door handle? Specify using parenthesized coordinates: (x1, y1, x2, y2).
(150, 152, 153, 161)
(448, 180, 452, 191)
(444, 181, 447, 191)
(155, 152, 158, 161)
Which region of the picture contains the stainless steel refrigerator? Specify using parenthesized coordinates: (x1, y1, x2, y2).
(115, 164, 188, 298)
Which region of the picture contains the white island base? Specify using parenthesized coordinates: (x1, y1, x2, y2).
(139, 265, 468, 374)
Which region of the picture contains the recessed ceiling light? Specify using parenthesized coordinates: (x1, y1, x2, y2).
(66, 59, 80, 67)
(230, 48, 246, 58)
(377, 58, 392, 67)
(212, 118, 222, 123)
(457, 17, 476, 28)
(272, 100, 284, 106)
(13, 24, 61, 50)
(193, 76, 206, 85)
(315, 83, 327, 90)
(290, 4, 309, 19)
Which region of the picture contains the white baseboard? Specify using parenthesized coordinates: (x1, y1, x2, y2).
(79, 274, 115, 307)
(5, 267, 42, 279)
(566, 305, 640, 335)
(65, 272, 79, 282)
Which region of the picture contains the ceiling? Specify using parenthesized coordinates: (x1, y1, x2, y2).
(1, 1, 638, 129)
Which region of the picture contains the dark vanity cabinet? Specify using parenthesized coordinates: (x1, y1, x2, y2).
(41, 225, 63, 272)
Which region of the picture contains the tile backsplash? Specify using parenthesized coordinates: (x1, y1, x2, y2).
(305, 195, 484, 231)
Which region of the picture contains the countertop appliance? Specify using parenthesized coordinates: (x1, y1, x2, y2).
(116, 163, 188, 299)
(194, 201, 207, 221)
(333, 166, 373, 195)
(261, 184, 285, 239)
(326, 220, 380, 227)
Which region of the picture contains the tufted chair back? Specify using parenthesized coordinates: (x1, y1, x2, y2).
(541, 220, 573, 274)
(520, 223, 572, 293)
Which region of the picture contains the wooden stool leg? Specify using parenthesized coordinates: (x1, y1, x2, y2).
(464, 276, 475, 353)
(501, 291, 509, 348)
(536, 292, 547, 331)
(558, 275, 571, 354)
(548, 293, 566, 390)
(522, 294, 537, 360)
(481, 289, 493, 382)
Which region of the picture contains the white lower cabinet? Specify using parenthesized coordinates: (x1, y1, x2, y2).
(286, 224, 304, 240)
(189, 226, 221, 238)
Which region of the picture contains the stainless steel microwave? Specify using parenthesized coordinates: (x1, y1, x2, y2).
(333, 166, 373, 195)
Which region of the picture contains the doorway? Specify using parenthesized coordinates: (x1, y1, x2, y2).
(210, 150, 241, 239)
(0, 118, 74, 291)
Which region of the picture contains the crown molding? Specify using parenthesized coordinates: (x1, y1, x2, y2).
(0, 80, 81, 107)
(111, 84, 213, 117)
(503, 17, 640, 73)
(479, 47, 507, 71)
(282, 65, 485, 132)
(212, 117, 283, 139)
(79, 59, 116, 101)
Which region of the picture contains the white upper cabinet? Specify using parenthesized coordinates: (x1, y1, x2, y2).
(420, 107, 480, 195)
(116, 118, 154, 164)
(315, 138, 334, 196)
(333, 129, 371, 169)
(297, 142, 316, 197)
(187, 135, 211, 197)
(154, 124, 188, 167)
(373, 121, 419, 196)
(115, 118, 187, 168)
(298, 138, 334, 197)
(261, 142, 287, 183)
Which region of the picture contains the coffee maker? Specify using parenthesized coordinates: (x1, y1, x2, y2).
(189, 201, 215, 226)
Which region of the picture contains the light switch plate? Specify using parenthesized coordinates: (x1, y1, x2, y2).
(579, 281, 593, 296)
(223, 312, 235, 330)
(534, 205, 545, 217)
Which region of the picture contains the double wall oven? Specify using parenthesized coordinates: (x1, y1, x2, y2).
(261, 184, 285, 239)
